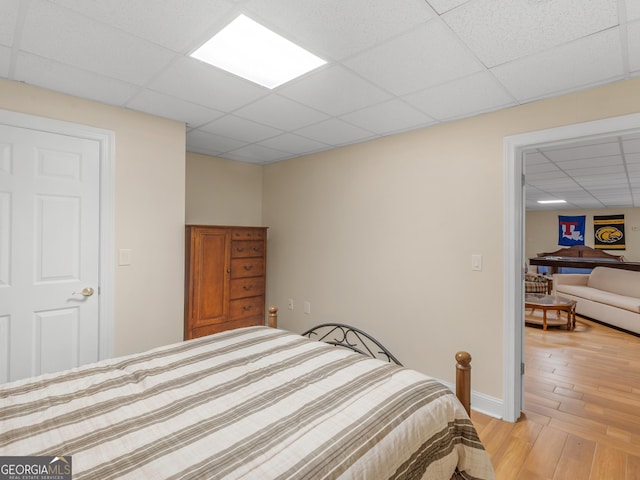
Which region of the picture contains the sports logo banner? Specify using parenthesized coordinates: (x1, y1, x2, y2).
(558, 215, 585, 246)
(594, 214, 625, 249)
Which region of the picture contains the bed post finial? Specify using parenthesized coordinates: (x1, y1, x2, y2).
(455, 351, 472, 416)
(268, 306, 278, 328)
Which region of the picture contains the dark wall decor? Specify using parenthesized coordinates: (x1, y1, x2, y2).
(594, 214, 625, 250)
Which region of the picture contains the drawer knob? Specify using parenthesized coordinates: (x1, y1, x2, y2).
(243, 284, 254, 290)
(243, 265, 254, 271)
(242, 305, 253, 311)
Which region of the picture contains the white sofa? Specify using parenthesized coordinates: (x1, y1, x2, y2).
(554, 266, 640, 335)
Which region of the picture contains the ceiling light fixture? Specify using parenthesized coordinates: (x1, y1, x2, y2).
(190, 14, 327, 89)
(537, 199, 567, 204)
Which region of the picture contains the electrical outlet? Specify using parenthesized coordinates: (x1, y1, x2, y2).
(287, 298, 294, 310)
(304, 301, 311, 314)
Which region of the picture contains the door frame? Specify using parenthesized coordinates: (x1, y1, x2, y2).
(0, 109, 115, 360)
(503, 112, 640, 422)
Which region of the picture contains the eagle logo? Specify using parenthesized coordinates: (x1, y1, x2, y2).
(595, 226, 623, 244)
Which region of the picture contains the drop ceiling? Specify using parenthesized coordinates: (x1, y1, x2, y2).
(1, 0, 639, 208)
(525, 133, 640, 211)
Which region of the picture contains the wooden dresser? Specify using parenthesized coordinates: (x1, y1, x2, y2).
(184, 225, 267, 339)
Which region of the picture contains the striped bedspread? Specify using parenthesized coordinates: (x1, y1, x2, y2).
(1, 326, 495, 479)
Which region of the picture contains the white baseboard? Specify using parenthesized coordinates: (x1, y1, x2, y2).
(440, 379, 505, 420)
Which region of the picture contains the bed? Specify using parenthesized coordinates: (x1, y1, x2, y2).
(1, 319, 495, 479)
(529, 245, 632, 275)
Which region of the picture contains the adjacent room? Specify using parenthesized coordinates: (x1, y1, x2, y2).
(1, 0, 639, 478)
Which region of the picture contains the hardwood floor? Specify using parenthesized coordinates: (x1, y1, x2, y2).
(471, 316, 640, 480)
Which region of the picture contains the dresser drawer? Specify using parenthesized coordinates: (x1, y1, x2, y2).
(231, 240, 264, 258)
(230, 258, 265, 278)
(231, 228, 266, 241)
(230, 296, 265, 320)
(191, 317, 263, 338)
(230, 277, 265, 299)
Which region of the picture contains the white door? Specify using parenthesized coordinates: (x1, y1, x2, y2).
(0, 124, 100, 382)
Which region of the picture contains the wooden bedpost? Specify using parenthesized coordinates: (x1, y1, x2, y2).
(268, 306, 278, 328)
(455, 351, 472, 416)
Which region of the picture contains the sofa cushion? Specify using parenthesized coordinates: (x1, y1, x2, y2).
(555, 285, 594, 299)
(587, 267, 640, 298)
(588, 290, 640, 313)
(555, 284, 640, 314)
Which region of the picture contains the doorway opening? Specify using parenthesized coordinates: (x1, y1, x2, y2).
(503, 112, 640, 422)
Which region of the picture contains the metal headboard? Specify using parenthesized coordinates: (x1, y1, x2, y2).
(301, 323, 403, 366)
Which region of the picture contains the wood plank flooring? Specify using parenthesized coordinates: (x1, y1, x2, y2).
(471, 316, 640, 480)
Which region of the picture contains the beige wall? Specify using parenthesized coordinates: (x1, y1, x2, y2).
(0, 78, 186, 357)
(526, 207, 640, 264)
(185, 152, 263, 226)
(262, 77, 640, 403)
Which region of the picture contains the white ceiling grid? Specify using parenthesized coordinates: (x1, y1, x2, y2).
(1, 0, 639, 208)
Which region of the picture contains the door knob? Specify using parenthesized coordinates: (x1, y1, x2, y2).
(72, 287, 95, 297)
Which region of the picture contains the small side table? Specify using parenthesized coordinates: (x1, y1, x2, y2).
(525, 294, 576, 331)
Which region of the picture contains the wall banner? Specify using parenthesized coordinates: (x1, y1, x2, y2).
(558, 215, 585, 246)
(594, 214, 625, 249)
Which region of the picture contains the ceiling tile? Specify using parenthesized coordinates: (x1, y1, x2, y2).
(199, 115, 282, 143)
(224, 144, 291, 164)
(524, 151, 551, 164)
(186, 129, 245, 155)
(233, 95, 329, 131)
(21, 0, 175, 85)
(0, 46, 10, 77)
(563, 165, 626, 177)
(443, 0, 619, 67)
(127, 90, 225, 128)
(544, 185, 586, 194)
(295, 118, 374, 145)
(47, 0, 238, 52)
(258, 133, 329, 156)
(244, 0, 435, 60)
(626, 0, 640, 21)
(555, 156, 623, 170)
(542, 142, 621, 161)
(542, 136, 621, 150)
(14, 52, 139, 105)
(0, 0, 20, 47)
(345, 21, 484, 96)
(525, 163, 563, 175)
(574, 175, 629, 187)
(491, 29, 624, 102)
(403, 71, 516, 120)
(339, 99, 435, 135)
(148, 57, 267, 111)
(625, 153, 640, 164)
(425, 0, 468, 14)
(594, 198, 633, 207)
(628, 21, 640, 73)
(278, 65, 391, 116)
(528, 176, 577, 188)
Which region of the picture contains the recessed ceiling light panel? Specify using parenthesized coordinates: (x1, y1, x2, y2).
(537, 199, 567, 204)
(190, 14, 327, 89)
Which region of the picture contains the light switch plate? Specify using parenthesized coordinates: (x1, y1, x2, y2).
(471, 254, 482, 271)
(119, 249, 132, 266)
